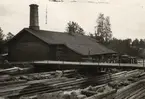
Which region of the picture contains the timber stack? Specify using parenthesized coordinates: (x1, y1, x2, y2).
(0, 69, 145, 99)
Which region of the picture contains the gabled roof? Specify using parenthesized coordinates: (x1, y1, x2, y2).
(10, 28, 116, 56)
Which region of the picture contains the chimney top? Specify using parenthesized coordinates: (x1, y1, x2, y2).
(29, 4, 38, 7)
(29, 4, 40, 30)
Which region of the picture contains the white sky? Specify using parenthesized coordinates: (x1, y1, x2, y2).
(0, 0, 145, 39)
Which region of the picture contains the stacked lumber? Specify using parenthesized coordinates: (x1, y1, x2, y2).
(13, 70, 77, 81)
(17, 70, 143, 98)
(0, 69, 144, 99)
(115, 79, 145, 99)
(0, 67, 32, 75)
(84, 89, 116, 99)
(0, 70, 77, 88)
(36, 84, 116, 99)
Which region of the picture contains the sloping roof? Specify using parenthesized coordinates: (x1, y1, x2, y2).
(13, 28, 116, 56)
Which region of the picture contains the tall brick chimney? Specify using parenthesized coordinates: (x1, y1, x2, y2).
(29, 4, 40, 30)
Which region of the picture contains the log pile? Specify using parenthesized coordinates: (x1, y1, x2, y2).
(0, 69, 144, 99)
(0, 70, 77, 87)
(37, 84, 114, 99)
(15, 70, 144, 99)
(115, 79, 145, 99)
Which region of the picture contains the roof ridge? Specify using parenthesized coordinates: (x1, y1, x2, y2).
(26, 28, 67, 34)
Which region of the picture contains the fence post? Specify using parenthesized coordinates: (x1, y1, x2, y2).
(119, 55, 121, 67)
(98, 58, 100, 65)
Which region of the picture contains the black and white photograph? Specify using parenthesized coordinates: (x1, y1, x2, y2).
(0, 0, 145, 99)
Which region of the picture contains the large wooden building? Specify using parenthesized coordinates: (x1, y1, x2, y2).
(7, 4, 116, 62)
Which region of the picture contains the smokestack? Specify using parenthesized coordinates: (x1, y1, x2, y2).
(29, 4, 40, 30)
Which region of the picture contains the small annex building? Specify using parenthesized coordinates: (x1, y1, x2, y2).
(7, 4, 116, 62)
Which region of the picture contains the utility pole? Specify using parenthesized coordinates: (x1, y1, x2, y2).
(45, 4, 48, 24)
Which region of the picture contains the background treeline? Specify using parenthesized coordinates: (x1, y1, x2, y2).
(106, 38, 145, 57)
(95, 37, 145, 57)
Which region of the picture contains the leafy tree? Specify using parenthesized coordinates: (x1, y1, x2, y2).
(94, 13, 112, 43)
(0, 28, 4, 42)
(95, 13, 105, 41)
(94, 33, 104, 43)
(5, 32, 14, 41)
(88, 33, 94, 38)
(66, 21, 85, 35)
(139, 39, 145, 48)
(132, 39, 139, 47)
(104, 16, 112, 42)
(0, 27, 5, 54)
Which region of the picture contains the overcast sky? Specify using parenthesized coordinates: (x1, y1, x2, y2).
(0, 0, 145, 39)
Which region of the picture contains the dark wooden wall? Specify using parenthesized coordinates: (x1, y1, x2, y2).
(55, 45, 82, 61)
(8, 31, 50, 61)
(8, 30, 83, 62)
